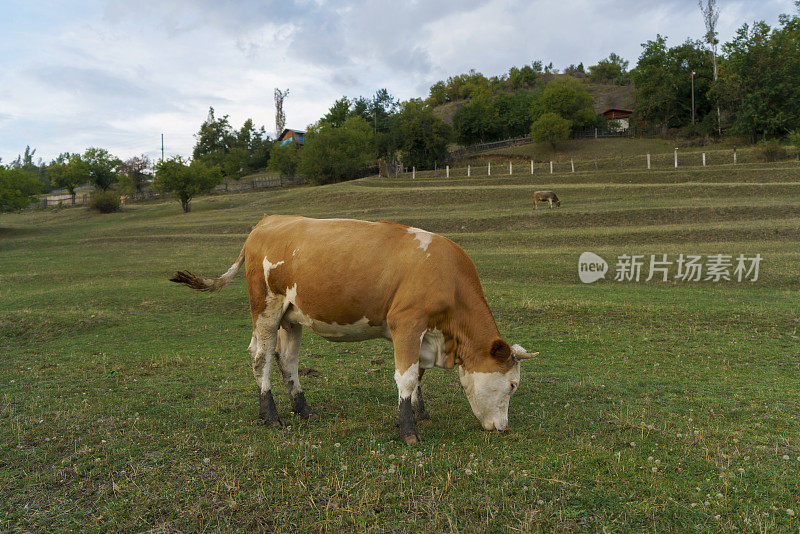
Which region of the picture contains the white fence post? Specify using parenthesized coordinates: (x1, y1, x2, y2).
(702, 153, 706, 166)
(647, 153, 651, 170)
(446, 165, 449, 178)
(509, 161, 512, 175)
(674, 149, 678, 169)
(571, 159, 575, 173)
(530, 160, 534, 174)
(467, 165, 471, 177)
(550, 161, 553, 174)
(733, 147, 737, 165)
(412, 166, 416, 179)
(488, 162, 491, 176)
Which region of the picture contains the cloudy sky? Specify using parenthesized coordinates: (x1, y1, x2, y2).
(0, 0, 794, 164)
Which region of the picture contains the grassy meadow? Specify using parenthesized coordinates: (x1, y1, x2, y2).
(1, 155, 800, 531)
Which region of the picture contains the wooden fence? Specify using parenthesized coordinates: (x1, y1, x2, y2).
(32, 175, 305, 209)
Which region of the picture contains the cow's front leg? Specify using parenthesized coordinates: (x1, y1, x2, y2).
(252, 297, 284, 427)
(276, 324, 315, 420)
(390, 329, 424, 444)
(412, 368, 431, 424)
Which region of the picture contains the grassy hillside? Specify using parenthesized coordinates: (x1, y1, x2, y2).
(2, 161, 800, 531)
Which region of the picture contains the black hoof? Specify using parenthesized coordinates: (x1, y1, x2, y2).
(258, 390, 282, 426)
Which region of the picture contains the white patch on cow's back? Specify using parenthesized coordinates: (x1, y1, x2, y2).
(395, 362, 419, 400)
(419, 328, 447, 369)
(407, 227, 433, 251)
(283, 284, 391, 342)
(262, 258, 285, 287)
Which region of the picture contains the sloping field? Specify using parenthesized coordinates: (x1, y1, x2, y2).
(1, 162, 799, 531)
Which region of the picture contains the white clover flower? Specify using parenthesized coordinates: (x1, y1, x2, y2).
(782, 455, 790, 461)
(388, 454, 395, 459)
(788, 509, 795, 517)
(464, 468, 473, 475)
(651, 467, 657, 473)
(648, 456, 654, 462)
(203, 457, 210, 464)
(334, 443, 341, 448)
(537, 499, 544, 505)
(716, 493, 723, 500)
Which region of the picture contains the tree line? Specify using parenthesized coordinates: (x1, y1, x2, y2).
(3, 2, 799, 213)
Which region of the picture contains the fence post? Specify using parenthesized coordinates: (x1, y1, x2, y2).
(509, 161, 512, 175)
(702, 152, 706, 166)
(571, 159, 574, 173)
(595, 157, 598, 170)
(620, 154, 623, 170)
(647, 153, 651, 170)
(530, 160, 534, 174)
(412, 167, 416, 180)
(733, 146, 737, 165)
(594, 127, 598, 139)
(488, 162, 491, 176)
(467, 165, 470, 177)
(446, 165, 449, 178)
(674, 148, 678, 169)
(550, 161, 553, 174)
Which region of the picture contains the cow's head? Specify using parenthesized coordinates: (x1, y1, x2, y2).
(458, 340, 537, 431)
(555, 199, 562, 207)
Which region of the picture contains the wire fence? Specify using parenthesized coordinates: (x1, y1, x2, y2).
(32, 175, 305, 209)
(399, 145, 800, 180)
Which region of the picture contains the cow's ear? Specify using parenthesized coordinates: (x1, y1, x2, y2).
(490, 339, 511, 361)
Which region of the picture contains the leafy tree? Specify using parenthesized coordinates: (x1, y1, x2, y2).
(493, 91, 538, 138)
(297, 117, 376, 185)
(48, 153, 85, 202)
(192, 108, 272, 177)
(532, 77, 596, 130)
(82, 147, 120, 191)
(268, 142, 299, 178)
(193, 107, 235, 169)
(587, 53, 630, 84)
(427, 81, 448, 105)
(389, 99, 451, 169)
(718, 15, 800, 138)
(530, 112, 571, 150)
(322, 97, 351, 128)
(154, 157, 222, 213)
(0, 165, 41, 211)
(452, 93, 502, 145)
(632, 36, 714, 134)
(119, 155, 151, 193)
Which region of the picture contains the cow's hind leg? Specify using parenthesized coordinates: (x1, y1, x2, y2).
(252, 296, 285, 427)
(276, 324, 315, 420)
(412, 368, 431, 424)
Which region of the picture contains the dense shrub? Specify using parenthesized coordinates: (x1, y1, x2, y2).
(88, 190, 121, 213)
(758, 140, 787, 162)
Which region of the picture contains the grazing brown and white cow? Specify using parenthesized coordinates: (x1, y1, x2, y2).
(533, 190, 561, 209)
(171, 215, 537, 443)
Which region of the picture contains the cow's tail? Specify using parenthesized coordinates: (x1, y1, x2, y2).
(170, 245, 246, 292)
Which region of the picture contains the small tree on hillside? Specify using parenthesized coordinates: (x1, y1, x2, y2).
(389, 99, 451, 169)
(268, 142, 299, 178)
(297, 117, 375, 185)
(48, 153, 85, 203)
(0, 166, 41, 211)
(532, 77, 597, 130)
(530, 112, 572, 150)
(154, 157, 222, 213)
(119, 155, 151, 193)
(83, 147, 120, 191)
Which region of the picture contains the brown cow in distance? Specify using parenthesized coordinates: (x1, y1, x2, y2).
(170, 215, 537, 443)
(534, 190, 561, 209)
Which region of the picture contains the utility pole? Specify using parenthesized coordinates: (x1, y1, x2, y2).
(161, 133, 164, 162)
(691, 71, 696, 125)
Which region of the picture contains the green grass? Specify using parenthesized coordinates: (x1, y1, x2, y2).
(2, 161, 800, 531)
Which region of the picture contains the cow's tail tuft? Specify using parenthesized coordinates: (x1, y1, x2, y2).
(170, 245, 246, 292)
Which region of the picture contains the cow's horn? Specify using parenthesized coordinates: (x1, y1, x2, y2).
(511, 344, 539, 360)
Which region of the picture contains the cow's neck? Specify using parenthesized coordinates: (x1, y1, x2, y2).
(448, 296, 507, 374)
